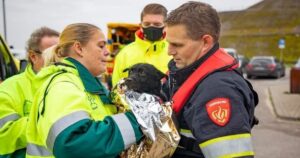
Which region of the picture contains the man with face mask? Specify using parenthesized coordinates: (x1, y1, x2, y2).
(112, 3, 171, 87)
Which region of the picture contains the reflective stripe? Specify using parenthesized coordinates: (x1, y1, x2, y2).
(26, 143, 52, 156)
(46, 111, 90, 150)
(180, 129, 195, 139)
(111, 113, 136, 149)
(200, 133, 254, 158)
(0, 113, 20, 128)
(220, 151, 254, 158)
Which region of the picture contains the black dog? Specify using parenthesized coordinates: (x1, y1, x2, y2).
(123, 63, 166, 99)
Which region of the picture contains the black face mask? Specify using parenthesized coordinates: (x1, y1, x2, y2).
(142, 26, 164, 42)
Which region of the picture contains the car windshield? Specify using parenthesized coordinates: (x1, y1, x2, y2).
(251, 58, 273, 65)
(228, 52, 235, 58)
(228, 52, 238, 59)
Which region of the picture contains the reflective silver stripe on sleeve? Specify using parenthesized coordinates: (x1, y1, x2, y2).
(26, 143, 52, 156)
(111, 113, 136, 149)
(0, 114, 20, 128)
(201, 135, 253, 158)
(46, 111, 90, 150)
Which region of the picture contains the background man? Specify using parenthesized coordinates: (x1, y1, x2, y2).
(0, 27, 59, 157)
(112, 3, 171, 87)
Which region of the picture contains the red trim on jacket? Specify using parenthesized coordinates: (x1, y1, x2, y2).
(136, 29, 144, 40)
(172, 48, 238, 114)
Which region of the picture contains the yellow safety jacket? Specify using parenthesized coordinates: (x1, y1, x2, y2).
(26, 58, 142, 158)
(0, 64, 36, 158)
(112, 30, 171, 86)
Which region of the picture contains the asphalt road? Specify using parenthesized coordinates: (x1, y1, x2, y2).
(249, 70, 300, 158)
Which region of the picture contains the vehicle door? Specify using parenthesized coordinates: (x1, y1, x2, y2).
(274, 58, 284, 74)
(0, 35, 19, 82)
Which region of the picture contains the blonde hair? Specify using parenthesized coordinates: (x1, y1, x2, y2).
(42, 45, 62, 66)
(54, 23, 100, 58)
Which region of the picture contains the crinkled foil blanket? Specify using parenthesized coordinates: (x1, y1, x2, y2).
(110, 80, 180, 158)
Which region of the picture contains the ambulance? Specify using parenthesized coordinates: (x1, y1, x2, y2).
(104, 23, 139, 88)
(0, 34, 19, 82)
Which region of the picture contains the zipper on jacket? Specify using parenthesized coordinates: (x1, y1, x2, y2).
(168, 72, 177, 97)
(37, 70, 67, 121)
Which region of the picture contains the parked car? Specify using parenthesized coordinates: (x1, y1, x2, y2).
(0, 34, 19, 82)
(223, 48, 243, 74)
(245, 56, 285, 79)
(238, 55, 249, 74)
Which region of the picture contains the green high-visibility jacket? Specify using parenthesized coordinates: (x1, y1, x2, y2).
(26, 58, 142, 158)
(0, 65, 36, 158)
(112, 30, 171, 86)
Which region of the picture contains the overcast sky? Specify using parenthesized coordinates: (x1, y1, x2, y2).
(0, 0, 262, 52)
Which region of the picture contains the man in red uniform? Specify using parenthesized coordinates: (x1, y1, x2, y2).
(163, 1, 258, 158)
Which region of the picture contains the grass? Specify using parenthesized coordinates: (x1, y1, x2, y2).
(218, 0, 300, 63)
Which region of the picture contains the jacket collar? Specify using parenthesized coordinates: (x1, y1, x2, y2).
(25, 64, 37, 81)
(65, 57, 111, 103)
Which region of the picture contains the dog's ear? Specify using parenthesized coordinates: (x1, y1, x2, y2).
(123, 68, 130, 73)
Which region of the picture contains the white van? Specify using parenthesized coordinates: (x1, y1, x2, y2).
(222, 48, 243, 73)
(223, 48, 238, 59)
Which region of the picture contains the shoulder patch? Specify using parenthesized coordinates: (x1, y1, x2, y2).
(206, 98, 231, 126)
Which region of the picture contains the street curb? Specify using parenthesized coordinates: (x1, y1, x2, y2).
(268, 88, 300, 121)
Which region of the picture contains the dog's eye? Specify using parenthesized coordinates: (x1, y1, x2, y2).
(128, 70, 134, 76)
(129, 68, 137, 73)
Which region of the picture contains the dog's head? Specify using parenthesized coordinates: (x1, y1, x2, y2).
(123, 63, 166, 97)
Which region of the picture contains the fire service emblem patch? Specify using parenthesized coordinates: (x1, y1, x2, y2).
(206, 98, 231, 126)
